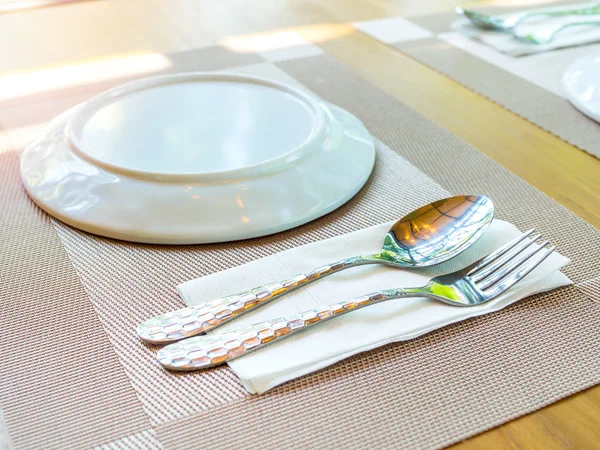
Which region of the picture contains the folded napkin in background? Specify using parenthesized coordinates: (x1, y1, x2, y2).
(453, 3, 600, 56)
(178, 220, 571, 394)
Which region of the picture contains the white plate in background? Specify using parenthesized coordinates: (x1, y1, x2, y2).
(563, 53, 600, 123)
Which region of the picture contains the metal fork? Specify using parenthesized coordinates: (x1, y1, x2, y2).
(156, 230, 555, 371)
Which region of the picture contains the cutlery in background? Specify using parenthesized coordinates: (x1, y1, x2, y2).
(515, 16, 600, 44)
(456, 3, 600, 32)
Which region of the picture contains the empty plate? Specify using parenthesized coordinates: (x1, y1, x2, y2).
(20, 73, 375, 244)
(563, 53, 600, 123)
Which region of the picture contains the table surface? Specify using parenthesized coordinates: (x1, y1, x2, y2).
(1, 0, 599, 448)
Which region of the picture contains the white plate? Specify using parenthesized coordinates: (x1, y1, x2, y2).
(563, 53, 600, 123)
(20, 73, 375, 244)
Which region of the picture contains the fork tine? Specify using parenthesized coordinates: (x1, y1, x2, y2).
(468, 229, 535, 276)
(470, 233, 541, 282)
(478, 239, 550, 291)
(482, 245, 556, 299)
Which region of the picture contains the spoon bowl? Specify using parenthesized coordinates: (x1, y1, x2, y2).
(380, 194, 494, 267)
(456, 7, 515, 31)
(137, 194, 494, 344)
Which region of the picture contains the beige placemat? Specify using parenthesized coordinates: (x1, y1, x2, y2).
(352, 2, 600, 159)
(1, 46, 599, 450)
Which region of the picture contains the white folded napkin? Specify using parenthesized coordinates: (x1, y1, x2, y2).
(453, 3, 600, 56)
(178, 219, 571, 393)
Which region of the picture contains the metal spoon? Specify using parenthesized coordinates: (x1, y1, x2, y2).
(137, 194, 494, 344)
(456, 4, 600, 32)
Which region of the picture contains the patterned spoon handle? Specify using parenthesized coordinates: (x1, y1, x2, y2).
(137, 255, 381, 344)
(156, 287, 425, 370)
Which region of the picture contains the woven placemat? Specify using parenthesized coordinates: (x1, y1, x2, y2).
(1, 46, 599, 450)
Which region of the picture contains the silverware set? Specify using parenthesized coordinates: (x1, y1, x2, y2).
(137, 195, 557, 371)
(138, 195, 494, 344)
(157, 229, 554, 370)
(457, 3, 600, 44)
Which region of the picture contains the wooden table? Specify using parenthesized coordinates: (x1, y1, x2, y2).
(1, 0, 599, 448)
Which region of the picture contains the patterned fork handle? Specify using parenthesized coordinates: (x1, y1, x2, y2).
(157, 287, 424, 370)
(138, 255, 381, 344)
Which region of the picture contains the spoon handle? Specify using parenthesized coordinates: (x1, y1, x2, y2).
(520, 4, 600, 20)
(517, 16, 600, 45)
(137, 255, 381, 344)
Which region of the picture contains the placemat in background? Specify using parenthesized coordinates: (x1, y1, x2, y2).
(353, 1, 600, 159)
(0, 43, 599, 450)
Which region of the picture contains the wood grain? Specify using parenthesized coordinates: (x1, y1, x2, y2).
(1, 1, 598, 448)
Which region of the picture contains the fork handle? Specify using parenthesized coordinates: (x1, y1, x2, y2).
(157, 287, 429, 371)
(137, 254, 384, 344)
